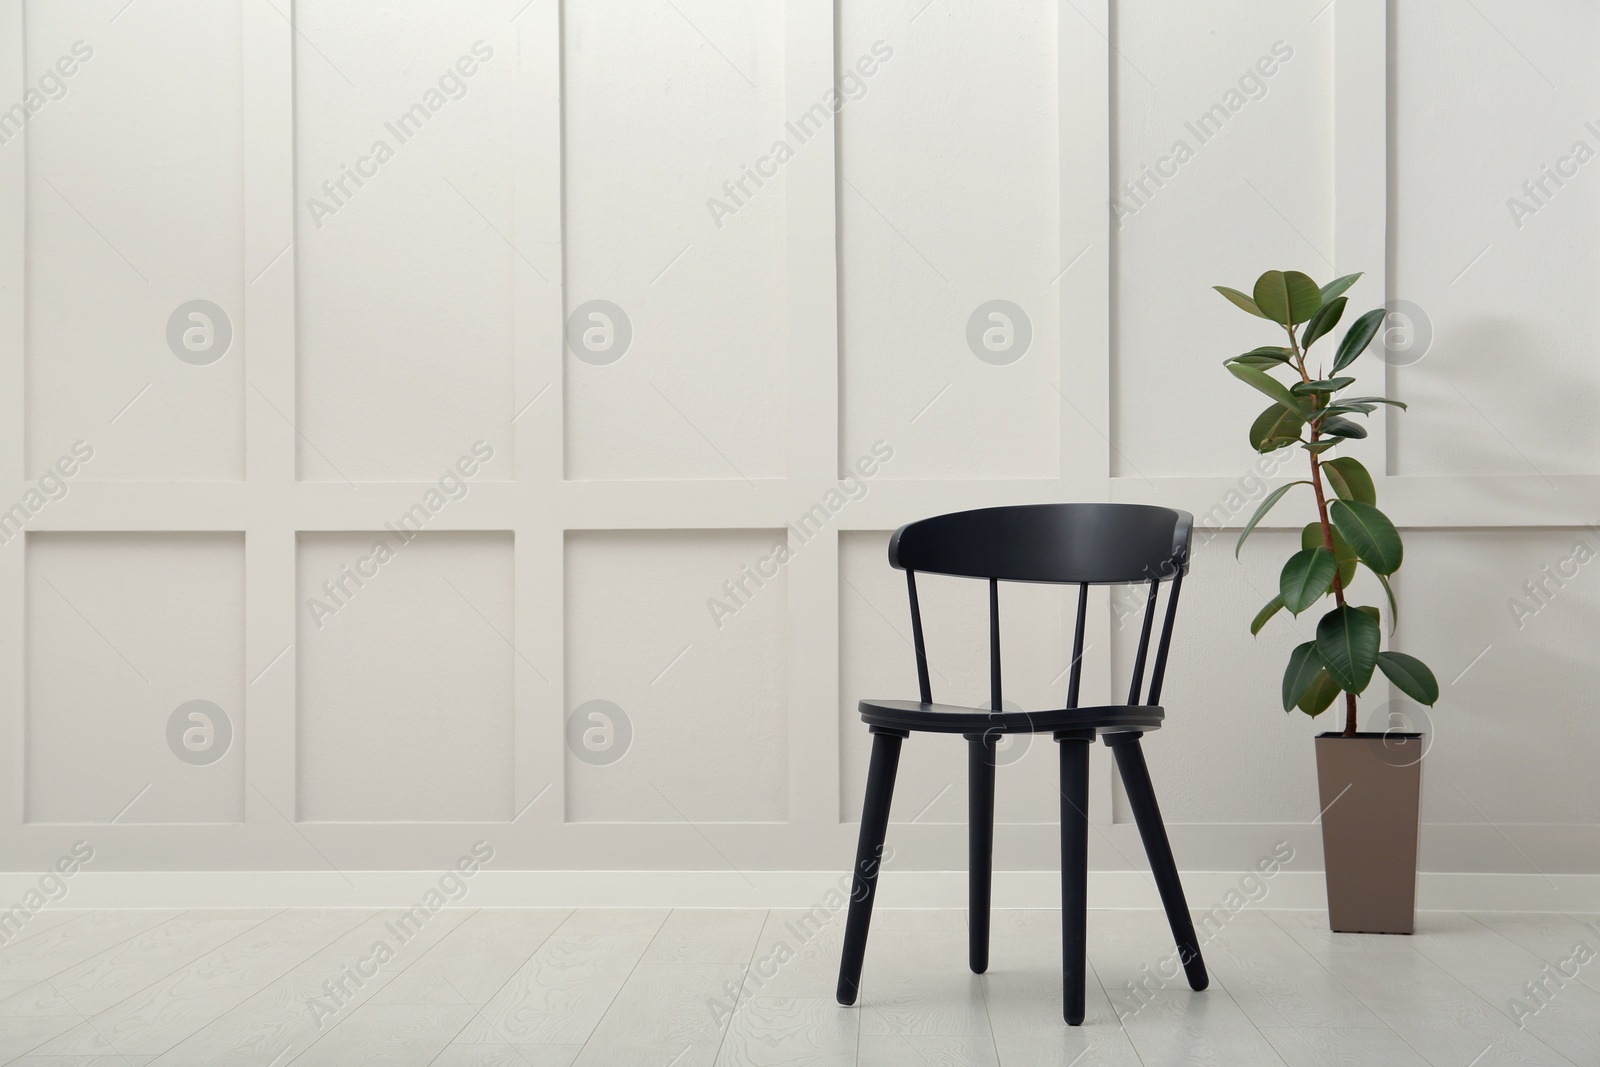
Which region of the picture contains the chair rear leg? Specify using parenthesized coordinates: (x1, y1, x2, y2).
(967, 734, 996, 974)
(1108, 733, 1208, 991)
(1058, 731, 1091, 1026)
(837, 727, 906, 1006)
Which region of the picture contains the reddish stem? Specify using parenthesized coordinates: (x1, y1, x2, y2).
(1287, 325, 1358, 737)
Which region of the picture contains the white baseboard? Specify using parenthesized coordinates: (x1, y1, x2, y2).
(4, 870, 1597, 911)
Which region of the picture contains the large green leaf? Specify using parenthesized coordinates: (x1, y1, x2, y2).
(1226, 361, 1304, 413)
(1253, 270, 1322, 327)
(1249, 404, 1305, 453)
(1281, 547, 1337, 614)
(1318, 416, 1368, 439)
(1301, 296, 1347, 350)
(1316, 604, 1381, 692)
(1302, 522, 1356, 590)
(1332, 307, 1386, 372)
(1314, 402, 1377, 418)
(1215, 285, 1270, 318)
(1376, 651, 1440, 706)
(1251, 594, 1285, 636)
(1319, 273, 1363, 304)
(1235, 480, 1311, 558)
(1297, 670, 1342, 716)
(1340, 395, 1409, 410)
(1231, 346, 1295, 365)
(1282, 641, 1326, 711)
(1330, 500, 1403, 575)
(1299, 522, 1328, 553)
(1292, 376, 1356, 396)
(1321, 456, 1375, 505)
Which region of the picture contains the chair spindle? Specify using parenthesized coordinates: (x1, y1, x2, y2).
(989, 579, 1002, 712)
(907, 569, 932, 704)
(1127, 579, 1160, 705)
(1066, 582, 1088, 709)
(1146, 566, 1185, 705)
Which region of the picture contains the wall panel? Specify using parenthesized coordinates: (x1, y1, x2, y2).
(563, 0, 788, 481)
(26, 533, 244, 824)
(293, 0, 517, 481)
(296, 531, 514, 822)
(24, 0, 244, 481)
(1112, 0, 1334, 477)
(837, 0, 1061, 481)
(1398, 529, 1600, 825)
(565, 529, 788, 822)
(1390, 0, 1600, 476)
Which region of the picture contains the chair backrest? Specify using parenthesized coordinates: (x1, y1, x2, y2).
(887, 504, 1193, 712)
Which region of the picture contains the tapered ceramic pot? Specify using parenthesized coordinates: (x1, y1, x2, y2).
(1314, 731, 1423, 935)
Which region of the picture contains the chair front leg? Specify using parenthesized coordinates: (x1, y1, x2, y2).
(967, 733, 996, 974)
(837, 726, 906, 1006)
(1108, 732, 1208, 991)
(1058, 730, 1092, 1025)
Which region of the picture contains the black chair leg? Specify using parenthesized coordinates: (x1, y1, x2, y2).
(837, 727, 906, 1006)
(967, 734, 995, 974)
(1108, 732, 1208, 991)
(1058, 731, 1091, 1026)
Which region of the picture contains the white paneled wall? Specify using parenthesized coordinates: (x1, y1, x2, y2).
(26, 533, 245, 824)
(0, 0, 1595, 893)
(1391, 0, 1600, 476)
(294, 1, 517, 481)
(838, 0, 1061, 480)
(296, 531, 515, 822)
(24, 0, 245, 480)
(1112, 1, 1333, 478)
(563, 0, 789, 481)
(1400, 531, 1600, 826)
(564, 530, 788, 823)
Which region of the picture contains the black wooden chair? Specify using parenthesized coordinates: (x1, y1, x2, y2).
(835, 503, 1208, 1025)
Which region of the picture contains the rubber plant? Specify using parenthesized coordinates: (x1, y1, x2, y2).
(1215, 270, 1438, 736)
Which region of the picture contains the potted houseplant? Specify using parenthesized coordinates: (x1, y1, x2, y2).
(1215, 270, 1439, 934)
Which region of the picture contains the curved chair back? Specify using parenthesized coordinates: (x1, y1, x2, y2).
(887, 504, 1193, 712)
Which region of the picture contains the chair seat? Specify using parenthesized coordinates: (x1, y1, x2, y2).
(858, 698, 1163, 736)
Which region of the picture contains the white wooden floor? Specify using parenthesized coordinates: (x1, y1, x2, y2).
(0, 906, 1595, 1066)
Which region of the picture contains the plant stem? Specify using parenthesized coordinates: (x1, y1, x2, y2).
(1287, 324, 1359, 737)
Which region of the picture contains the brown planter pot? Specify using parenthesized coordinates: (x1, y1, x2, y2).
(1314, 732, 1423, 935)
